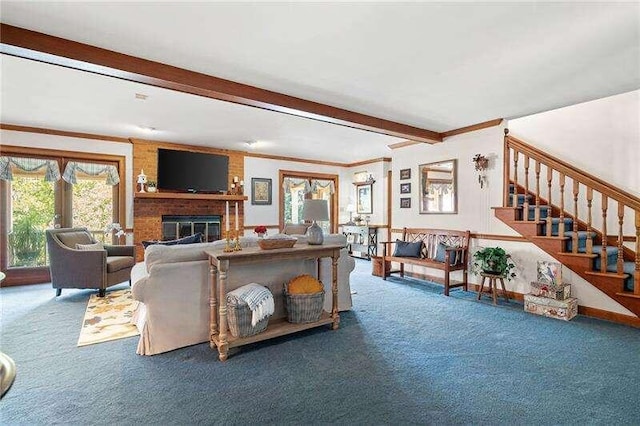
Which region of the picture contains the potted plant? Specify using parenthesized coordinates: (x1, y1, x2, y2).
(471, 246, 516, 280)
(146, 180, 157, 193)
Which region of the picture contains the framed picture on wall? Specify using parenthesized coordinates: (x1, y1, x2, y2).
(400, 168, 411, 180)
(400, 197, 411, 208)
(400, 183, 411, 194)
(251, 178, 272, 205)
(356, 183, 373, 214)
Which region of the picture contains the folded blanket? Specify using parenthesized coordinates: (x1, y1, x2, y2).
(228, 283, 274, 326)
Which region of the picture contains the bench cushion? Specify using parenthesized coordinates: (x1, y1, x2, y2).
(393, 240, 422, 257)
(434, 242, 461, 265)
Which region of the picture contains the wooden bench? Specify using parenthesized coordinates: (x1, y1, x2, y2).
(381, 228, 471, 296)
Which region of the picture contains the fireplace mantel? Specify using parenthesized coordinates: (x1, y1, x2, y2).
(135, 192, 247, 201)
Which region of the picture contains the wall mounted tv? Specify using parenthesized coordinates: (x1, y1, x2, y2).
(157, 148, 229, 193)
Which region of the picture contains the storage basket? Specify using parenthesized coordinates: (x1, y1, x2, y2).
(226, 294, 269, 337)
(284, 283, 325, 324)
(258, 238, 297, 250)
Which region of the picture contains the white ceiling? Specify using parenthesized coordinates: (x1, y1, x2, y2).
(1, 2, 639, 163)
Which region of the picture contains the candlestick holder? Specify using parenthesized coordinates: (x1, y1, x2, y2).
(223, 231, 234, 252)
(233, 233, 242, 251)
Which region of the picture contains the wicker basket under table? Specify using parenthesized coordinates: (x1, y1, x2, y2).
(284, 284, 325, 324)
(226, 294, 269, 337)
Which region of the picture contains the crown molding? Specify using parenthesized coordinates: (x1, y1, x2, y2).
(0, 123, 130, 143)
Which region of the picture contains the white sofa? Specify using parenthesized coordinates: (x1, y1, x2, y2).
(130, 234, 355, 355)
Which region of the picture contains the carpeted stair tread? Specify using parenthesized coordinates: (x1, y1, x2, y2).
(563, 231, 596, 238)
(541, 218, 574, 236)
(564, 231, 596, 252)
(605, 261, 636, 292)
(592, 246, 622, 272)
(525, 205, 550, 220)
(507, 194, 532, 207)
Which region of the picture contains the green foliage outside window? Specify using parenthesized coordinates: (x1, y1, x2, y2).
(72, 179, 113, 232)
(8, 176, 113, 267)
(8, 176, 54, 267)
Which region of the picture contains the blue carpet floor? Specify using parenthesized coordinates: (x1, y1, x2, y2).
(1, 259, 639, 425)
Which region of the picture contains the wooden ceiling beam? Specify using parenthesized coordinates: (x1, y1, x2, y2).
(0, 24, 442, 143)
(441, 118, 503, 138)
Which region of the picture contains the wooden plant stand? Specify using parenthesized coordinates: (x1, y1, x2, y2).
(477, 272, 510, 305)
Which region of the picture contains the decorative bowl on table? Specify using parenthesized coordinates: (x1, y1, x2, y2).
(257, 235, 297, 250)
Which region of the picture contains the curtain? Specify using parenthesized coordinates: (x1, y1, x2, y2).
(282, 177, 311, 193)
(311, 179, 335, 194)
(62, 161, 119, 186)
(282, 178, 335, 194)
(0, 156, 61, 182)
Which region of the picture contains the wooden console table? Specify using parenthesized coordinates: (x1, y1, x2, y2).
(205, 243, 342, 361)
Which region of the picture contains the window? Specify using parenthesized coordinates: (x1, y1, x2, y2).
(0, 148, 124, 285)
(3, 159, 56, 267)
(279, 171, 338, 234)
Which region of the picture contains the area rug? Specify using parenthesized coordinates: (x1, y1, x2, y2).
(77, 289, 139, 347)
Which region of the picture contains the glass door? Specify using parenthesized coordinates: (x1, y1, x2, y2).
(1, 150, 123, 286)
(279, 171, 338, 233)
(311, 179, 333, 234)
(67, 168, 118, 243)
(5, 167, 56, 268)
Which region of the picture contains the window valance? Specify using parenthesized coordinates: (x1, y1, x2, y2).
(282, 178, 335, 194)
(0, 156, 61, 182)
(311, 179, 335, 194)
(62, 161, 120, 186)
(282, 177, 311, 193)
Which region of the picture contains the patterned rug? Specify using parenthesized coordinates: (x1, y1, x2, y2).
(77, 289, 139, 347)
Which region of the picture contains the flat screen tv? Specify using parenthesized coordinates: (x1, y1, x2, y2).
(157, 148, 229, 193)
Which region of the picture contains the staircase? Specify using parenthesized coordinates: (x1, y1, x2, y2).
(494, 130, 640, 317)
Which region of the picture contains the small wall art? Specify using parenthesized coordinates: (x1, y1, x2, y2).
(251, 178, 272, 205)
(400, 183, 411, 194)
(400, 168, 411, 180)
(400, 197, 411, 208)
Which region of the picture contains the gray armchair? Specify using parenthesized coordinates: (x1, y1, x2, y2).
(45, 227, 136, 297)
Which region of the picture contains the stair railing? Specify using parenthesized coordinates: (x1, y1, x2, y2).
(503, 129, 640, 294)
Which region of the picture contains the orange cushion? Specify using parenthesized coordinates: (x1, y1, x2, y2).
(288, 274, 323, 294)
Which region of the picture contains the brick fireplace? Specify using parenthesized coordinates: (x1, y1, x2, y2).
(131, 138, 246, 261)
(133, 195, 245, 261)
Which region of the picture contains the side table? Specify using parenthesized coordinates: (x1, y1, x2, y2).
(477, 272, 509, 305)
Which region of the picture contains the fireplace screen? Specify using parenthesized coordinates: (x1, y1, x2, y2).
(162, 215, 221, 242)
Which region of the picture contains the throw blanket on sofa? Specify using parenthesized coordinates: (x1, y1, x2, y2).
(228, 283, 274, 326)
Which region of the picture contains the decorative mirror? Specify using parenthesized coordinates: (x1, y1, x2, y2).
(419, 159, 457, 214)
(355, 182, 373, 214)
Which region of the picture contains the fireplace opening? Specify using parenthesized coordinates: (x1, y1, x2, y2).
(162, 215, 221, 242)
